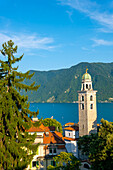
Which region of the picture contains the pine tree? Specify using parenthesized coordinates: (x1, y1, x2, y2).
(0, 40, 40, 170)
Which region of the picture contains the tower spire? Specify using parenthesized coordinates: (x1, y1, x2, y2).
(86, 66, 88, 73)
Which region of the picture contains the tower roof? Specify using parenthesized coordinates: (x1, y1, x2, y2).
(82, 68, 91, 80)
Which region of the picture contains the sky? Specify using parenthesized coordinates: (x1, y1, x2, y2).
(0, 0, 113, 72)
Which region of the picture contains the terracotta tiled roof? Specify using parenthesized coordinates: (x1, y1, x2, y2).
(65, 122, 75, 126)
(43, 131, 65, 144)
(64, 127, 76, 131)
(27, 123, 66, 145)
(63, 137, 78, 141)
(54, 131, 63, 138)
(27, 124, 49, 132)
(64, 122, 79, 128)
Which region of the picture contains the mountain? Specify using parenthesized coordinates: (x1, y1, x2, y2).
(22, 62, 113, 103)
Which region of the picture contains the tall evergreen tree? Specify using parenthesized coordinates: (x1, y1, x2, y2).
(0, 40, 40, 170)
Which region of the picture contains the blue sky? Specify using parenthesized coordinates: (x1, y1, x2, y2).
(0, 0, 113, 72)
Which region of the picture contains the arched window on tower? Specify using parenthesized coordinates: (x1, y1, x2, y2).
(81, 104, 84, 110)
(89, 84, 91, 90)
(90, 104, 93, 109)
(90, 95, 93, 101)
(81, 95, 84, 101)
(86, 84, 88, 89)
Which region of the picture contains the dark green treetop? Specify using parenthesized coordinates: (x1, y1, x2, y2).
(0, 40, 40, 170)
(42, 118, 63, 134)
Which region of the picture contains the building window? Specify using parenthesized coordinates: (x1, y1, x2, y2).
(90, 104, 93, 109)
(49, 148, 52, 154)
(69, 133, 70, 136)
(81, 95, 84, 101)
(81, 104, 84, 110)
(51, 160, 56, 166)
(86, 84, 88, 89)
(90, 95, 93, 101)
(32, 161, 39, 167)
(53, 148, 56, 154)
(32, 161, 36, 167)
(83, 125, 84, 129)
(89, 84, 91, 89)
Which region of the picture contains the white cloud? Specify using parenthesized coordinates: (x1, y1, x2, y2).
(0, 32, 55, 51)
(66, 10, 73, 22)
(96, 28, 113, 33)
(58, 0, 113, 31)
(81, 47, 89, 51)
(92, 39, 113, 47)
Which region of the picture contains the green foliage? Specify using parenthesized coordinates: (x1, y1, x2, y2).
(42, 118, 63, 133)
(78, 119, 113, 170)
(47, 152, 80, 170)
(21, 62, 113, 103)
(78, 133, 98, 156)
(0, 40, 40, 170)
(47, 165, 55, 170)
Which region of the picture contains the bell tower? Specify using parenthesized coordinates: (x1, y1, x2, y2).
(78, 68, 97, 137)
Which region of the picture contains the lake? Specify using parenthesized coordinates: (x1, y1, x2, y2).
(29, 103, 113, 125)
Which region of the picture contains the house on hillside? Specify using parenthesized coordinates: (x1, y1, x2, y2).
(26, 118, 66, 170)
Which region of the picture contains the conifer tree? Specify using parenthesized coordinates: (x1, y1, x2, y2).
(0, 40, 40, 170)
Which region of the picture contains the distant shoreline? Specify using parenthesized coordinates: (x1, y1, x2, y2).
(29, 101, 113, 104)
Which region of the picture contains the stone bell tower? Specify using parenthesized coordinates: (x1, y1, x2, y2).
(78, 68, 97, 137)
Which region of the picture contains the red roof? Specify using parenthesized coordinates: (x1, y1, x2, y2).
(27, 123, 66, 145)
(43, 131, 65, 144)
(64, 127, 76, 131)
(27, 124, 49, 132)
(65, 122, 75, 126)
(54, 131, 63, 138)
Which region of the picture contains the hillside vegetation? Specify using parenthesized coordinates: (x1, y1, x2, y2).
(22, 62, 113, 103)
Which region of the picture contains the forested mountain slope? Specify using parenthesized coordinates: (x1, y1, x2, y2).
(22, 62, 113, 103)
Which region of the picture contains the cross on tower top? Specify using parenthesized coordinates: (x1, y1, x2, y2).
(86, 66, 88, 73)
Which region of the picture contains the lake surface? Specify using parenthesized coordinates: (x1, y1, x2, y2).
(29, 103, 113, 125)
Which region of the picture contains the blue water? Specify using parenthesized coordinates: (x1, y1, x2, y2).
(29, 103, 113, 125)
